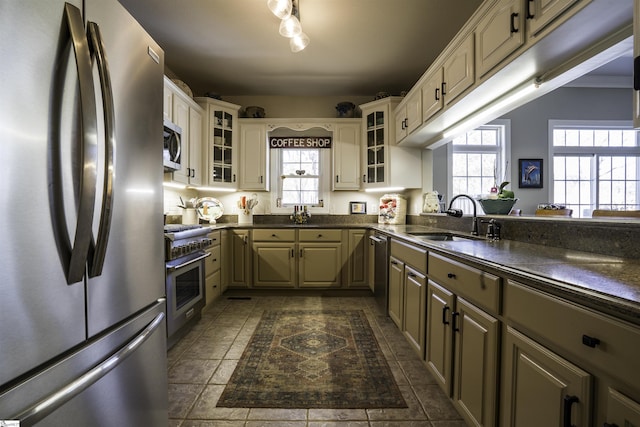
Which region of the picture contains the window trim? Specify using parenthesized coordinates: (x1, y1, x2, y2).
(548, 120, 640, 216)
(269, 148, 331, 214)
(447, 119, 511, 203)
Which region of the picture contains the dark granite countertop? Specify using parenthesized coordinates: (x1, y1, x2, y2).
(204, 222, 640, 326)
(372, 224, 640, 326)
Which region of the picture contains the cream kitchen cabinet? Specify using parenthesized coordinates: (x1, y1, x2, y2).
(388, 239, 427, 358)
(475, 0, 525, 78)
(238, 121, 268, 191)
(504, 279, 640, 426)
(229, 229, 251, 288)
(298, 229, 342, 288)
(525, 0, 581, 38)
(605, 388, 640, 427)
(420, 33, 474, 124)
(360, 98, 421, 190)
(204, 230, 222, 305)
(164, 78, 204, 186)
(426, 252, 500, 427)
(252, 229, 296, 287)
(332, 121, 361, 190)
(346, 229, 368, 288)
(394, 90, 422, 144)
(195, 97, 241, 189)
(501, 326, 592, 427)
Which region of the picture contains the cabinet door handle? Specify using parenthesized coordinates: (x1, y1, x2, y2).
(441, 82, 447, 96)
(243, 235, 248, 244)
(390, 260, 399, 265)
(510, 12, 519, 33)
(260, 175, 263, 183)
(447, 272, 456, 279)
(435, 87, 440, 101)
(407, 271, 416, 278)
(634, 56, 640, 91)
(291, 248, 294, 258)
(582, 334, 600, 348)
(300, 249, 304, 257)
(336, 175, 339, 183)
(563, 395, 579, 427)
(452, 312, 460, 332)
(526, 0, 535, 19)
(442, 306, 450, 325)
(233, 173, 236, 183)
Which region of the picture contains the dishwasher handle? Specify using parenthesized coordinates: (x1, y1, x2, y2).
(369, 235, 386, 244)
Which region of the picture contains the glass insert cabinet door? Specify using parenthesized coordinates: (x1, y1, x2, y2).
(366, 111, 385, 184)
(210, 109, 234, 184)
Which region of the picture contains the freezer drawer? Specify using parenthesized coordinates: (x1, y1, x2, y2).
(0, 301, 168, 427)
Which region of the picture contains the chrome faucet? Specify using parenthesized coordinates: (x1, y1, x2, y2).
(446, 194, 479, 236)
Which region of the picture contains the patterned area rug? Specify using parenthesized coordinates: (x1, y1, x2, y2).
(217, 309, 407, 409)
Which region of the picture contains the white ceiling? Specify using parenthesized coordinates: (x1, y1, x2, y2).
(118, 0, 483, 97)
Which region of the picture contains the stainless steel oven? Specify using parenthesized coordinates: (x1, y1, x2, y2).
(164, 225, 213, 348)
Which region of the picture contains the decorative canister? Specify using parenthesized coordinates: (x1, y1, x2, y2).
(335, 102, 355, 118)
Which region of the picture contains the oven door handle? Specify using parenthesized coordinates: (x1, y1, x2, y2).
(167, 252, 211, 271)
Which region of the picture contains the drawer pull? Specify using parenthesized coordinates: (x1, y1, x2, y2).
(442, 306, 450, 325)
(272, 233, 277, 237)
(582, 334, 600, 348)
(452, 312, 460, 332)
(447, 272, 456, 279)
(563, 395, 579, 427)
(317, 234, 323, 238)
(408, 272, 416, 278)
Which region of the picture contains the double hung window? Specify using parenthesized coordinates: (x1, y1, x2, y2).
(550, 121, 640, 217)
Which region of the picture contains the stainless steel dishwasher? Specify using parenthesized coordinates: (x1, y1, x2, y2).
(369, 233, 389, 313)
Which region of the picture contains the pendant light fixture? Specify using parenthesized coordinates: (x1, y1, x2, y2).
(268, 0, 309, 52)
(267, 0, 292, 19)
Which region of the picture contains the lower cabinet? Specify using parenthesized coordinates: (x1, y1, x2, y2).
(248, 228, 344, 288)
(253, 243, 296, 287)
(501, 326, 592, 427)
(204, 230, 222, 305)
(388, 239, 427, 358)
(347, 229, 368, 288)
(229, 229, 251, 288)
(426, 252, 500, 427)
(606, 388, 640, 427)
(299, 242, 342, 288)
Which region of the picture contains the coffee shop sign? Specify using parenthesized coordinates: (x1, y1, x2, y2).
(269, 136, 332, 149)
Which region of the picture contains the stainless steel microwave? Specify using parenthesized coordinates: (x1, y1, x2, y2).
(163, 119, 182, 172)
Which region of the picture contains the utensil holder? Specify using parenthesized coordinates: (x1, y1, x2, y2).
(238, 211, 253, 224)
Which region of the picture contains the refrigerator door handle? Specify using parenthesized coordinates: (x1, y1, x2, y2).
(11, 309, 166, 425)
(86, 21, 116, 278)
(63, 3, 99, 284)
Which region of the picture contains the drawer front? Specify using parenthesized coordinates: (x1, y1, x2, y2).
(205, 245, 221, 274)
(505, 280, 640, 389)
(390, 239, 427, 274)
(207, 229, 221, 245)
(298, 229, 341, 242)
(253, 229, 296, 242)
(428, 252, 500, 313)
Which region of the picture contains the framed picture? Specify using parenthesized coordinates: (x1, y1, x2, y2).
(349, 201, 367, 214)
(518, 158, 543, 188)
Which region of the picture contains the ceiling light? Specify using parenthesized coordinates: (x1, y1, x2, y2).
(279, 14, 302, 38)
(290, 32, 310, 53)
(270, 0, 309, 52)
(267, 0, 292, 19)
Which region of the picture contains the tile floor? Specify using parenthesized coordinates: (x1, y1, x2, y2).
(167, 294, 466, 426)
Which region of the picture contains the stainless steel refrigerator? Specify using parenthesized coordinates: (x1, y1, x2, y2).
(0, 1, 168, 425)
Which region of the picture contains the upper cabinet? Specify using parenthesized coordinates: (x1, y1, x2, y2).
(397, 0, 632, 148)
(475, 0, 525, 78)
(238, 121, 268, 191)
(525, 0, 580, 38)
(164, 77, 204, 186)
(360, 98, 422, 191)
(395, 90, 422, 144)
(195, 97, 241, 189)
(333, 120, 361, 190)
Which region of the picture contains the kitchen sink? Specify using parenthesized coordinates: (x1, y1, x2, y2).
(407, 232, 482, 242)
